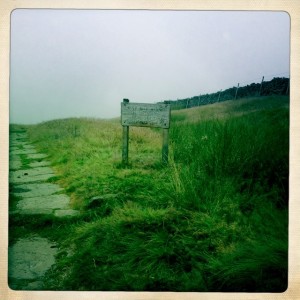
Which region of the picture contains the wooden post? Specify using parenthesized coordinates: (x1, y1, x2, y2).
(198, 95, 201, 106)
(286, 79, 290, 95)
(259, 76, 264, 96)
(122, 99, 129, 164)
(162, 128, 169, 164)
(122, 125, 129, 164)
(234, 83, 239, 100)
(186, 99, 189, 109)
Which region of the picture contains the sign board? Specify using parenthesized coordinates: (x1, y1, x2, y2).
(121, 102, 170, 129)
(121, 99, 170, 164)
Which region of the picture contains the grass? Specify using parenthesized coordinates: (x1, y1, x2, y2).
(10, 95, 289, 291)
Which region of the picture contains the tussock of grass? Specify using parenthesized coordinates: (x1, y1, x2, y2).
(11, 95, 288, 291)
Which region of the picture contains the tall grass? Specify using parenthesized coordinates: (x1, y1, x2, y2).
(17, 95, 289, 291)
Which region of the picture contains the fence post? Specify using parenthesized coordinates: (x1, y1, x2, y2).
(186, 99, 189, 109)
(286, 79, 290, 95)
(198, 95, 201, 106)
(218, 90, 222, 102)
(259, 76, 264, 96)
(235, 83, 239, 100)
(122, 99, 129, 164)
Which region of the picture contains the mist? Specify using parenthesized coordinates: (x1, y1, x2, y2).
(9, 9, 290, 124)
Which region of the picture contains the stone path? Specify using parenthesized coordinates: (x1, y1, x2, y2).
(8, 130, 79, 290)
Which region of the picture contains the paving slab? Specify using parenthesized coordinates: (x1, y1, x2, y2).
(10, 142, 25, 148)
(8, 235, 57, 280)
(9, 154, 21, 160)
(12, 208, 55, 215)
(27, 153, 48, 160)
(11, 166, 54, 176)
(54, 209, 80, 217)
(10, 149, 37, 155)
(29, 160, 51, 168)
(12, 182, 63, 198)
(10, 173, 54, 184)
(24, 280, 44, 290)
(23, 144, 36, 150)
(9, 146, 20, 151)
(10, 167, 54, 184)
(16, 194, 70, 213)
(10, 134, 27, 141)
(10, 140, 26, 144)
(9, 158, 23, 170)
(10, 138, 27, 144)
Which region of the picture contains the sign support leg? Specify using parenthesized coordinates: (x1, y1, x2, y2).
(162, 128, 169, 164)
(122, 125, 129, 164)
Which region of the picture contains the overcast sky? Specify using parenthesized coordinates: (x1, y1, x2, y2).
(10, 9, 290, 124)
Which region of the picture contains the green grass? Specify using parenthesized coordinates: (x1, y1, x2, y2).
(10, 95, 289, 291)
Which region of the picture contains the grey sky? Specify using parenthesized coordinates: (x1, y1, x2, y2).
(10, 9, 290, 124)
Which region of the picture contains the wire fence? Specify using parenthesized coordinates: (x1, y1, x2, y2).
(159, 73, 289, 110)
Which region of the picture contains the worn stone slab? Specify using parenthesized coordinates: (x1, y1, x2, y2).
(11, 173, 54, 184)
(9, 154, 21, 160)
(12, 183, 63, 198)
(25, 280, 44, 290)
(10, 149, 37, 155)
(9, 136, 27, 144)
(10, 173, 54, 184)
(10, 159, 23, 170)
(54, 209, 80, 217)
(10, 167, 54, 184)
(27, 153, 48, 160)
(16, 194, 70, 213)
(23, 144, 36, 150)
(8, 235, 57, 280)
(10, 134, 27, 141)
(10, 142, 25, 148)
(9, 146, 20, 151)
(29, 160, 51, 168)
(11, 166, 54, 176)
(12, 208, 55, 215)
(10, 137, 27, 143)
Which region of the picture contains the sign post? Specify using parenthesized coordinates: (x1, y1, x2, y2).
(162, 128, 169, 163)
(122, 99, 130, 164)
(122, 124, 129, 164)
(121, 99, 170, 164)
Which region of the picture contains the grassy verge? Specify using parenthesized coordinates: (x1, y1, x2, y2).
(11, 95, 288, 291)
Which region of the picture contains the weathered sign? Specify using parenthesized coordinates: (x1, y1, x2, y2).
(121, 102, 170, 129)
(121, 99, 171, 164)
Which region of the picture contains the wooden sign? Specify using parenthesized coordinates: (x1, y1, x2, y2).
(121, 102, 170, 128)
(121, 99, 170, 164)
